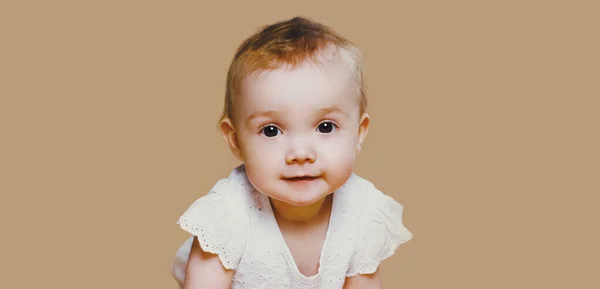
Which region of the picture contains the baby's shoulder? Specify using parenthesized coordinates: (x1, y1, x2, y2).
(342, 173, 403, 215)
(341, 174, 413, 276)
(178, 179, 251, 219)
(178, 167, 255, 223)
(175, 167, 254, 269)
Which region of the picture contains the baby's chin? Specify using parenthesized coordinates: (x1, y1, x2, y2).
(264, 181, 339, 207)
(271, 191, 332, 207)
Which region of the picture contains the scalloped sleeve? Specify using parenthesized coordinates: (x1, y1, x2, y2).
(346, 193, 413, 277)
(171, 180, 249, 284)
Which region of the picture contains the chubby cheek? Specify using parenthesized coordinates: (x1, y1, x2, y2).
(241, 153, 275, 195)
(318, 135, 357, 182)
(238, 135, 282, 191)
(240, 137, 282, 168)
(244, 165, 270, 194)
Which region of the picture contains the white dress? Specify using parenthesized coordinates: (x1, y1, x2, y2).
(171, 165, 412, 289)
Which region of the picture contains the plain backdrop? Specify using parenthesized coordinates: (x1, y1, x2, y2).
(1, 1, 598, 288)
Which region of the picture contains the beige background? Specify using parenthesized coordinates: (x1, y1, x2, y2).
(1, 1, 598, 288)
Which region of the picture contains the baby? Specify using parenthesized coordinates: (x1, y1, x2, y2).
(171, 16, 413, 289)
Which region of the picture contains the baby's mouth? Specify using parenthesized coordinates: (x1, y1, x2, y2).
(283, 175, 320, 182)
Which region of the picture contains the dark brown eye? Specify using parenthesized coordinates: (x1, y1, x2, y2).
(261, 125, 281, 137)
(317, 122, 336, 133)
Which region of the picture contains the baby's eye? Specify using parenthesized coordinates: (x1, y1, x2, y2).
(317, 121, 337, 134)
(260, 125, 282, 137)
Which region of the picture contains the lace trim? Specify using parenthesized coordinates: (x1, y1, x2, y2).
(177, 189, 247, 270)
(346, 193, 413, 277)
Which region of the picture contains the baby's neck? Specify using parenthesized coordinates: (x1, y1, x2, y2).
(270, 194, 332, 223)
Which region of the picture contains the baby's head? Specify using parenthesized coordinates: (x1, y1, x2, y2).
(220, 17, 370, 207)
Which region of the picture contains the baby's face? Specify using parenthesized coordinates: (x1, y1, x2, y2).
(228, 55, 368, 207)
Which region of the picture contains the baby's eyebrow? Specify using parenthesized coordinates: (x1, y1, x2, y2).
(246, 106, 347, 123)
(318, 106, 347, 116)
(246, 110, 278, 122)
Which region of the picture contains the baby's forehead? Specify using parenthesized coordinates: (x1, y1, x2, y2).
(231, 49, 362, 121)
(240, 67, 358, 108)
(245, 57, 356, 94)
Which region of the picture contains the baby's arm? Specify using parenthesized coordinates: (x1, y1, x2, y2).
(183, 236, 234, 289)
(343, 270, 382, 289)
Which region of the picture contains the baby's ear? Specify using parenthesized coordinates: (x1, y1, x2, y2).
(220, 118, 243, 161)
(357, 113, 370, 153)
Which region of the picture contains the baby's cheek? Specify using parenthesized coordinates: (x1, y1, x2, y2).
(243, 141, 283, 178)
(243, 138, 278, 160)
(320, 137, 356, 165)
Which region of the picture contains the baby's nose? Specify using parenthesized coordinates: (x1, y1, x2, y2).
(285, 144, 316, 165)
